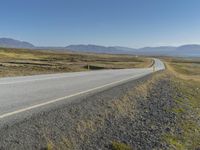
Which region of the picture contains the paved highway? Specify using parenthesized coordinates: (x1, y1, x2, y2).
(0, 59, 164, 122)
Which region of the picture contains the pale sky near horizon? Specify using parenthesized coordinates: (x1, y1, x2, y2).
(0, 0, 200, 48)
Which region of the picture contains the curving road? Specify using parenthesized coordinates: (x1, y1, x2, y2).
(0, 58, 164, 123)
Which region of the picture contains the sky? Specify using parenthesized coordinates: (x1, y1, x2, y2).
(0, 0, 200, 48)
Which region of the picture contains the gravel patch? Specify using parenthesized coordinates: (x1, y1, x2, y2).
(0, 72, 178, 150)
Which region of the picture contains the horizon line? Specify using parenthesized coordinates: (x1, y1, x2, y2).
(0, 37, 200, 49)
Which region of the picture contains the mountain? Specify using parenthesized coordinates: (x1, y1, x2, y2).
(66, 44, 200, 57)
(137, 46, 177, 55)
(0, 38, 35, 48)
(0, 37, 200, 57)
(66, 45, 142, 54)
(174, 45, 200, 57)
(66, 45, 132, 54)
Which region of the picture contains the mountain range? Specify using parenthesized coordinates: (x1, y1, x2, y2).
(0, 38, 34, 48)
(0, 38, 200, 57)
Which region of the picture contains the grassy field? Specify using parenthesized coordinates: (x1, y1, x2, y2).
(164, 58, 200, 149)
(0, 47, 152, 77)
(165, 57, 200, 81)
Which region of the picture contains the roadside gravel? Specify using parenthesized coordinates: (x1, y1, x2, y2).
(0, 71, 178, 150)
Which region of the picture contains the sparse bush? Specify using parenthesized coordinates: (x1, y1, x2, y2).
(111, 141, 132, 150)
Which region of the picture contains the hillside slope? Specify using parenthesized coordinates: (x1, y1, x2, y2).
(0, 38, 34, 48)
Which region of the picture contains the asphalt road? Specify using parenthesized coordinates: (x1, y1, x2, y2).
(0, 58, 164, 123)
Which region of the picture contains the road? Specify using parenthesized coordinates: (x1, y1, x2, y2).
(0, 58, 164, 122)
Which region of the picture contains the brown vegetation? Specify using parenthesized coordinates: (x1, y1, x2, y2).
(164, 57, 200, 81)
(0, 47, 151, 77)
(163, 58, 200, 149)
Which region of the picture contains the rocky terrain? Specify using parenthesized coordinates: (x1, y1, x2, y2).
(0, 71, 179, 150)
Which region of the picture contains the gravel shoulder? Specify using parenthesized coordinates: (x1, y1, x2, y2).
(0, 71, 181, 150)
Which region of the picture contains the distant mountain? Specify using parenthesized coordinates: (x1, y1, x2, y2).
(66, 45, 133, 54)
(174, 45, 200, 57)
(66, 45, 178, 55)
(0, 37, 200, 57)
(136, 46, 177, 55)
(66, 44, 200, 57)
(0, 38, 35, 48)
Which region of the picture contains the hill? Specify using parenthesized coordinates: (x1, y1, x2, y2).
(66, 44, 200, 57)
(0, 37, 200, 57)
(0, 38, 35, 48)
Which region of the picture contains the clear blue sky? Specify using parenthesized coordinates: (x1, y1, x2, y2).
(0, 0, 200, 48)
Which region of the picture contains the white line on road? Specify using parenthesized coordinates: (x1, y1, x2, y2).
(0, 69, 148, 85)
(0, 74, 87, 85)
(0, 72, 149, 119)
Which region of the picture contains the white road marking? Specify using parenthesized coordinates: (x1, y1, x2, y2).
(0, 69, 147, 85)
(0, 74, 87, 85)
(0, 72, 149, 119)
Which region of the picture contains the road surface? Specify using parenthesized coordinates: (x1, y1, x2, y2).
(0, 58, 164, 123)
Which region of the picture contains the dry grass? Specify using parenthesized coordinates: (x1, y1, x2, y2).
(111, 141, 132, 150)
(162, 57, 200, 150)
(164, 57, 200, 81)
(0, 47, 151, 77)
(47, 72, 165, 150)
(43, 57, 200, 149)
